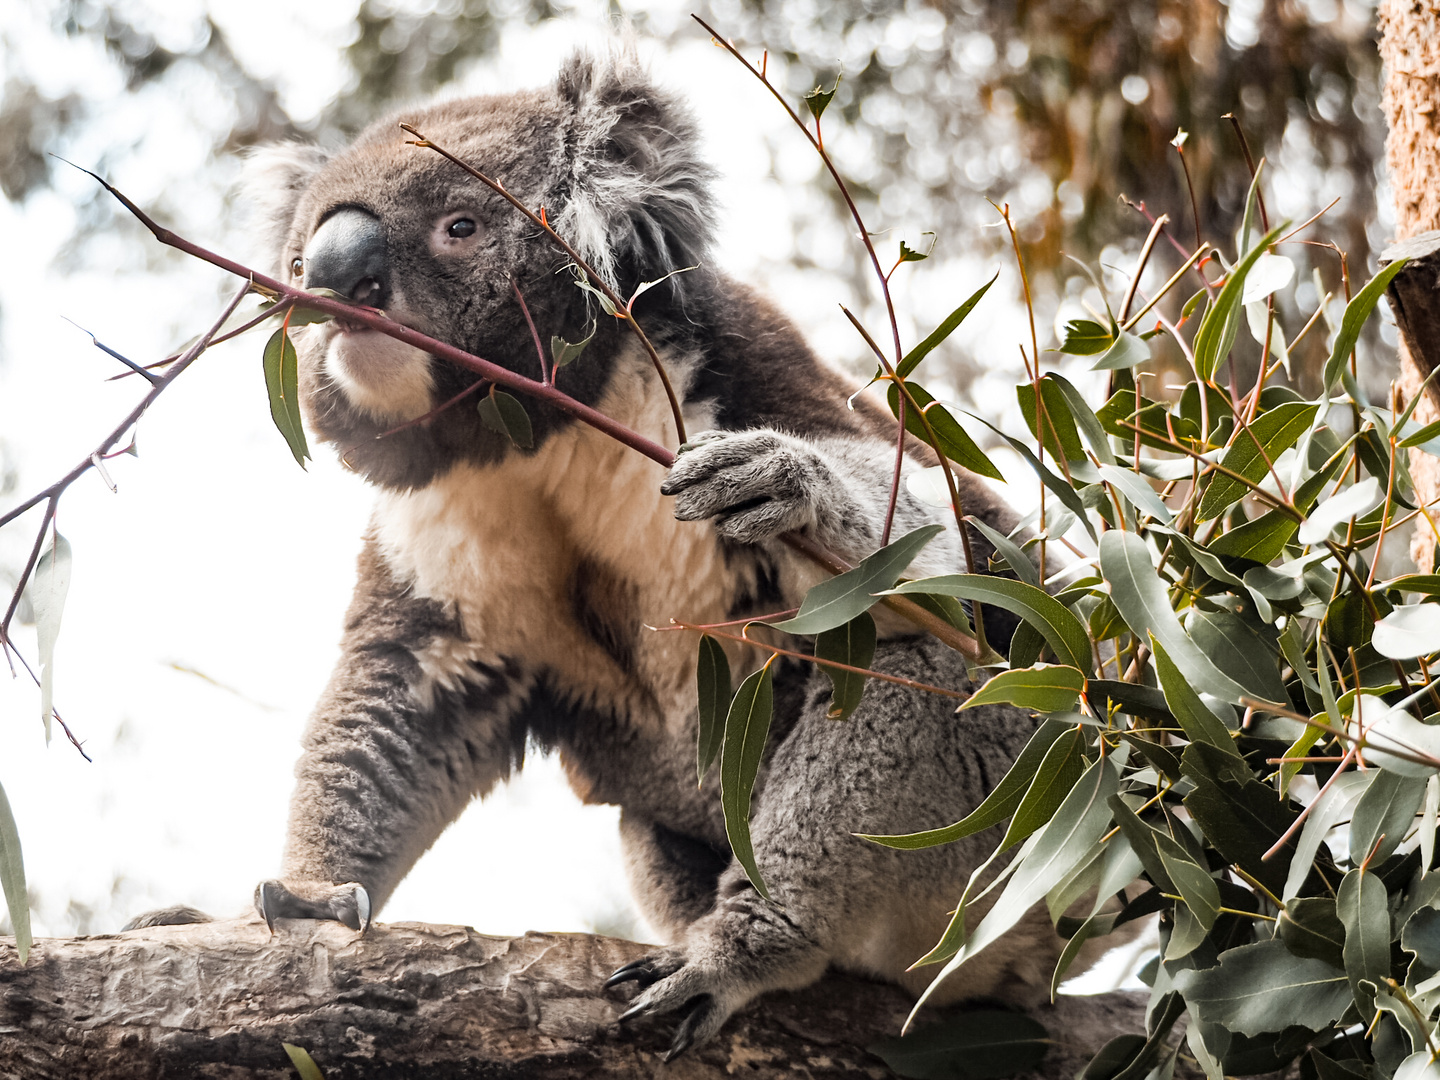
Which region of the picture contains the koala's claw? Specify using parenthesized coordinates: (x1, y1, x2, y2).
(605, 957, 659, 989)
(608, 950, 735, 1056)
(255, 879, 371, 934)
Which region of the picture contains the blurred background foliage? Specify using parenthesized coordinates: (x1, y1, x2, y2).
(0, 0, 1393, 401)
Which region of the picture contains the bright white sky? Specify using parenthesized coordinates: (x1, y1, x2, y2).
(0, 0, 1149, 986)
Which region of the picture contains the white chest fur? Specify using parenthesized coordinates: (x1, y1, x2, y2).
(369, 347, 764, 731)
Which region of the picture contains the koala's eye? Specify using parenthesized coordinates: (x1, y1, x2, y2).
(290, 257, 304, 277)
(447, 218, 477, 239)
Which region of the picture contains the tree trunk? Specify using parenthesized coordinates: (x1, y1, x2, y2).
(1379, 0, 1440, 571)
(0, 918, 1152, 1079)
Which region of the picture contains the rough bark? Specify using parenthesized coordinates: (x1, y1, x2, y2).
(0, 918, 1153, 1079)
(1379, 0, 1440, 571)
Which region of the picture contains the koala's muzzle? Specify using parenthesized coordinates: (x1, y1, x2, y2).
(303, 208, 390, 308)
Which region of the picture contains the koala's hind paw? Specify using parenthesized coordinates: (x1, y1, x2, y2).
(608, 949, 738, 1060)
(255, 879, 371, 933)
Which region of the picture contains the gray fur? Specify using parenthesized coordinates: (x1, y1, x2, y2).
(130, 48, 1085, 1054)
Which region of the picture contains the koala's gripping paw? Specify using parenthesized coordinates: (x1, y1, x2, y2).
(660, 430, 848, 547)
(255, 879, 371, 933)
(606, 947, 743, 1061)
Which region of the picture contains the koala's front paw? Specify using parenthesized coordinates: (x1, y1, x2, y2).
(661, 429, 845, 546)
(606, 947, 741, 1061)
(255, 879, 371, 933)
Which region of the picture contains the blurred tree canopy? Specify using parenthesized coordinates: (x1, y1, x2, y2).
(0, 0, 1390, 392)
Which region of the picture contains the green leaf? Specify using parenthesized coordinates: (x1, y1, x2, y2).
(814, 612, 877, 721)
(1349, 770, 1426, 867)
(910, 759, 1120, 1020)
(0, 779, 30, 965)
(1280, 897, 1346, 968)
(1017, 379, 1084, 462)
(887, 575, 1093, 675)
(869, 1010, 1049, 1080)
(773, 525, 943, 635)
(1193, 222, 1288, 381)
(804, 74, 840, 121)
(1158, 845, 1221, 931)
(1187, 609, 1289, 704)
(262, 326, 310, 468)
(1098, 531, 1257, 706)
(1337, 869, 1391, 1020)
(1174, 938, 1351, 1037)
(859, 717, 1072, 849)
(1091, 331, 1151, 371)
(887, 383, 1004, 481)
(477, 388, 534, 449)
(1280, 725, 1323, 799)
(1096, 464, 1172, 523)
(31, 531, 71, 744)
(963, 664, 1085, 715)
(1097, 390, 1200, 452)
(898, 238, 931, 263)
(999, 726, 1088, 850)
(550, 322, 596, 367)
(1399, 418, 1440, 450)
(1361, 700, 1440, 778)
(1182, 742, 1297, 896)
(1195, 401, 1320, 522)
(1059, 318, 1113, 356)
(1209, 447, 1348, 562)
(1045, 373, 1116, 466)
(964, 515, 1040, 589)
(1323, 259, 1409, 391)
(898, 273, 998, 379)
(1372, 604, 1440, 660)
(695, 635, 731, 784)
(720, 660, 775, 900)
(282, 1043, 326, 1080)
(971, 418, 1094, 538)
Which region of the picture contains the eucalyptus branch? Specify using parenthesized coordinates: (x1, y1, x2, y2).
(64, 163, 986, 665)
(398, 125, 687, 446)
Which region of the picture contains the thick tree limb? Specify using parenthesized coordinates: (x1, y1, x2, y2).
(0, 918, 1150, 1079)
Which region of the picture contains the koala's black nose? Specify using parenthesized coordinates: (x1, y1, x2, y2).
(302, 208, 390, 308)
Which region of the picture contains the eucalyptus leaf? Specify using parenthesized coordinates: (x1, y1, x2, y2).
(477, 389, 534, 449)
(695, 635, 732, 783)
(963, 665, 1085, 715)
(1323, 259, 1409, 391)
(1349, 770, 1426, 867)
(550, 321, 596, 367)
(31, 531, 71, 744)
(282, 1043, 326, 1080)
(1091, 331, 1151, 371)
(720, 661, 775, 899)
(1338, 869, 1392, 1020)
(1195, 402, 1319, 522)
(0, 779, 30, 965)
(1280, 897, 1346, 968)
(814, 612, 876, 721)
(1372, 604, 1440, 660)
(887, 574, 1092, 675)
(773, 525, 943, 635)
(999, 726, 1088, 850)
(869, 1010, 1049, 1080)
(1060, 319, 1113, 356)
(262, 326, 310, 468)
(889, 383, 1004, 481)
(964, 515, 1040, 589)
(1298, 478, 1383, 546)
(1173, 938, 1351, 1036)
(897, 274, 997, 379)
(1193, 222, 1288, 381)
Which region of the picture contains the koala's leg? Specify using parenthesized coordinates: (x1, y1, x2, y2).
(256, 545, 532, 931)
(618, 813, 731, 940)
(610, 637, 1049, 1057)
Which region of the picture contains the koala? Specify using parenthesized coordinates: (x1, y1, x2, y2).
(136, 50, 1075, 1057)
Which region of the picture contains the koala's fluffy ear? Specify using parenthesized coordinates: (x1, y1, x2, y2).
(555, 49, 717, 299)
(240, 143, 330, 273)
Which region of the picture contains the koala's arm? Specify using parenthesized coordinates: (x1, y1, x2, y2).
(660, 428, 971, 577)
(259, 539, 529, 929)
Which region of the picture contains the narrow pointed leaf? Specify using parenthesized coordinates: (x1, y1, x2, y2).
(1173, 938, 1351, 1036)
(1045, 373, 1116, 465)
(262, 326, 310, 467)
(1193, 222, 1288, 381)
(888, 383, 1004, 481)
(814, 612, 876, 721)
(1158, 846, 1220, 930)
(1196, 402, 1319, 521)
(0, 780, 30, 965)
(898, 273, 997, 379)
(282, 1043, 326, 1080)
(887, 575, 1092, 675)
(1298, 478, 1382, 546)
(1324, 259, 1409, 391)
(720, 661, 775, 900)
(1348, 770, 1426, 867)
(1099, 531, 1257, 706)
(963, 665, 1085, 714)
(1337, 869, 1391, 1020)
(1018, 379, 1084, 461)
(999, 726, 1088, 849)
(550, 321, 596, 367)
(32, 532, 72, 744)
(1097, 464, 1172, 523)
(773, 525, 943, 635)
(860, 717, 1071, 849)
(695, 635, 732, 783)
(1091, 331, 1151, 371)
(964, 515, 1040, 589)
(1060, 318, 1113, 356)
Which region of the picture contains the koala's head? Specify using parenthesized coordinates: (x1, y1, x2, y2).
(247, 50, 716, 490)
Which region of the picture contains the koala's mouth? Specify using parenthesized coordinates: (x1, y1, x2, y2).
(319, 319, 435, 422)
